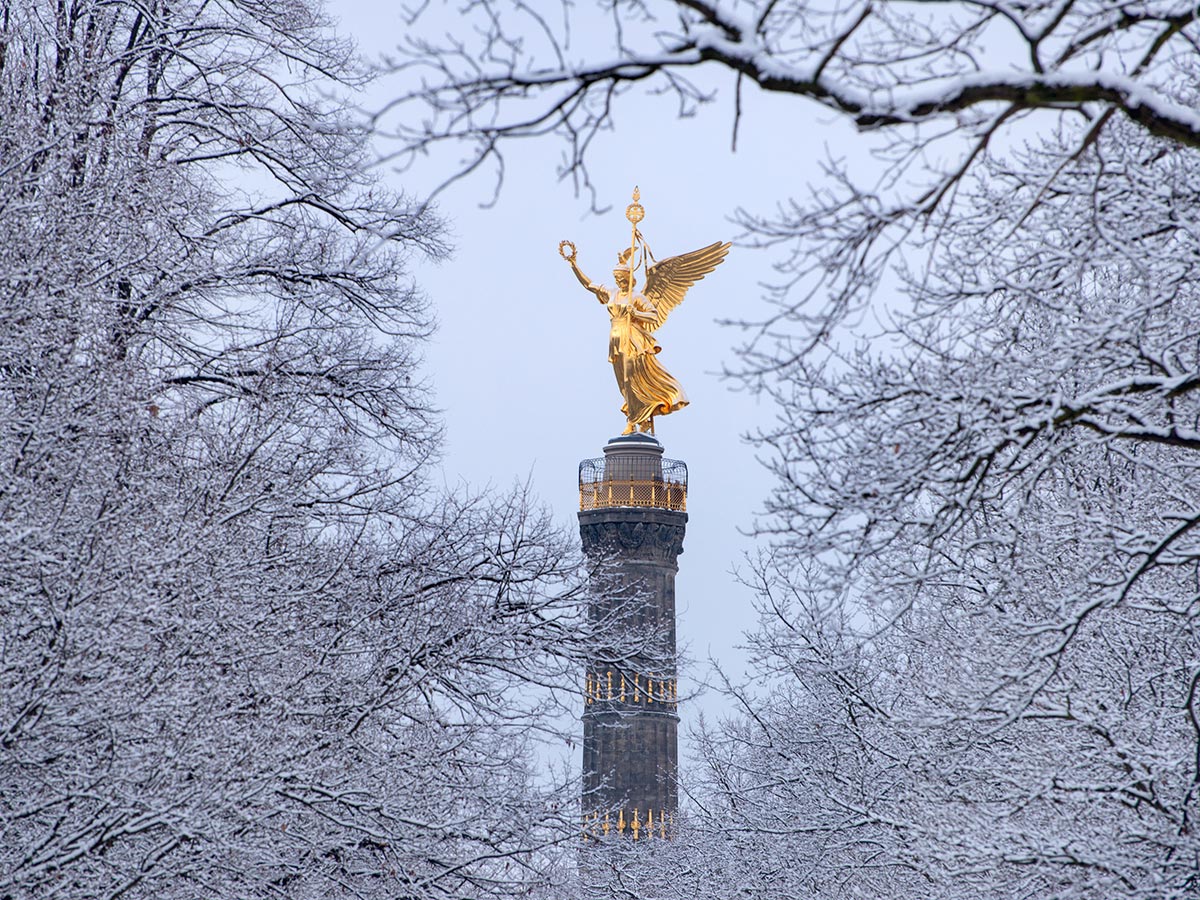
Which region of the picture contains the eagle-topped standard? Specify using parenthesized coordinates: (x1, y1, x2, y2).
(560, 188, 730, 435)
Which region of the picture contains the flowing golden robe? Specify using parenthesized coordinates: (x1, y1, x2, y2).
(599, 288, 688, 426)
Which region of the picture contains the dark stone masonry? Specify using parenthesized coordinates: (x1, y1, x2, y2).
(578, 434, 687, 840)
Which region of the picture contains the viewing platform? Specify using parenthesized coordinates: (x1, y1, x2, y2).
(577, 433, 687, 512)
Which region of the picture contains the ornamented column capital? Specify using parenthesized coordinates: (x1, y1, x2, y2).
(579, 514, 686, 563)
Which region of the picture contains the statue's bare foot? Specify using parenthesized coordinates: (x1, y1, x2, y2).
(640, 421, 654, 434)
(622, 421, 636, 435)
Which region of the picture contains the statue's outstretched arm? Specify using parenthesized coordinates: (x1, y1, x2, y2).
(567, 257, 607, 304)
(560, 241, 607, 303)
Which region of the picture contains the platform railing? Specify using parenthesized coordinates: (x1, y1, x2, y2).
(578, 479, 687, 511)
(578, 457, 688, 511)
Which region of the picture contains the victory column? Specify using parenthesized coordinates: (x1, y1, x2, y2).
(561, 189, 729, 840)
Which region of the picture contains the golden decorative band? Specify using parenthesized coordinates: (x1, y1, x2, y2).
(579, 478, 687, 512)
(582, 807, 673, 840)
(584, 671, 678, 706)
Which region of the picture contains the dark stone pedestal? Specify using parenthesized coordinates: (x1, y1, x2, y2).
(578, 435, 687, 840)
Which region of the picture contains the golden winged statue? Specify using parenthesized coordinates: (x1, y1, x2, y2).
(560, 188, 730, 435)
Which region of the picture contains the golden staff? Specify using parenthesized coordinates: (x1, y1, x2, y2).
(625, 186, 644, 281)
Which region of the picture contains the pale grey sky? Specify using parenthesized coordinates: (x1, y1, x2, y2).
(333, 0, 867, 732)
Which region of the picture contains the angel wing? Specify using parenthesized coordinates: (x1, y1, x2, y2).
(642, 241, 731, 332)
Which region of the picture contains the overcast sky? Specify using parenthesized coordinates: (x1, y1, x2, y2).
(332, 0, 869, 736)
